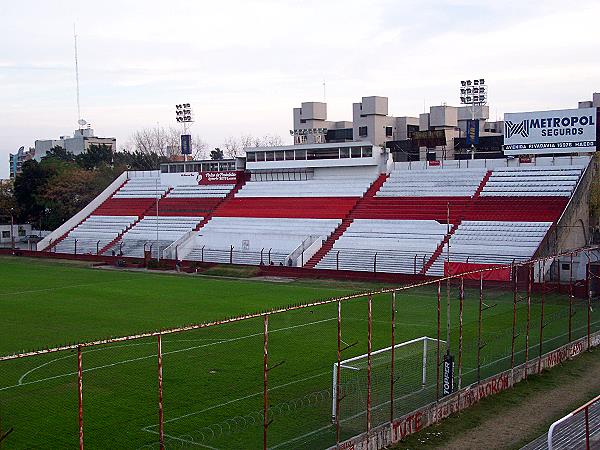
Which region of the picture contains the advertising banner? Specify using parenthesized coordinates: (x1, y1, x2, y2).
(181, 134, 192, 155)
(442, 353, 454, 396)
(198, 171, 241, 185)
(504, 107, 597, 155)
(466, 119, 479, 146)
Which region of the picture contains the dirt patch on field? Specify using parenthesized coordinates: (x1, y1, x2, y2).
(441, 355, 600, 449)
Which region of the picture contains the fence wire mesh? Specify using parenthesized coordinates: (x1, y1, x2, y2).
(0, 250, 599, 450)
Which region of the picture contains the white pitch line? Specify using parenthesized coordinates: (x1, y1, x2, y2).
(1, 316, 337, 393)
(0, 277, 140, 297)
(143, 428, 220, 449)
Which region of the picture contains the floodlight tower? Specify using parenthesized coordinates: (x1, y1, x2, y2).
(459, 78, 487, 159)
(175, 103, 194, 160)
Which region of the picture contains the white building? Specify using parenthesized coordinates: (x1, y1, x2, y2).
(34, 128, 116, 161)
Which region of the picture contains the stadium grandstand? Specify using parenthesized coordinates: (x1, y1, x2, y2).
(37, 138, 593, 281)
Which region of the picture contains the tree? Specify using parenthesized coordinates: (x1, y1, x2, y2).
(76, 144, 113, 170)
(210, 148, 224, 160)
(0, 180, 18, 224)
(221, 133, 284, 158)
(128, 125, 209, 160)
(13, 160, 55, 224)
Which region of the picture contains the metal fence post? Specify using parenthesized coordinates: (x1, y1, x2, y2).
(511, 264, 517, 373)
(336, 251, 340, 271)
(436, 281, 441, 401)
(336, 300, 342, 447)
(367, 294, 372, 434)
(263, 315, 269, 450)
(96, 240, 100, 254)
(157, 334, 164, 450)
(538, 259, 546, 374)
(477, 275, 483, 382)
(569, 252, 574, 342)
(74, 239, 78, 255)
(525, 264, 532, 379)
(78, 345, 84, 450)
(458, 277, 464, 390)
(373, 253, 377, 273)
(585, 405, 590, 450)
(586, 256, 591, 350)
(390, 291, 396, 422)
(230, 245, 233, 265)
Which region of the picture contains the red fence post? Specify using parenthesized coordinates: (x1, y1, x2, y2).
(78, 345, 84, 450)
(263, 315, 269, 450)
(569, 252, 574, 342)
(477, 275, 483, 382)
(538, 259, 546, 374)
(336, 300, 342, 447)
(458, 277, 464, 390)
(525, 264, 532, 379)
(587, 257, 591, 350)
(157, 334, 164, 450)
(436, 281, 441, 401)
(511, 264, 517, 373)
(367, 294, 372, 434)
(390, 291, 396, 422)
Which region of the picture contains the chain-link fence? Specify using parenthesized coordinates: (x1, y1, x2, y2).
(0, 249, 599, 449)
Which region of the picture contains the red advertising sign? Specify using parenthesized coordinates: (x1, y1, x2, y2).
(428, 160, 441, 167)
(198, 171, 241, 185)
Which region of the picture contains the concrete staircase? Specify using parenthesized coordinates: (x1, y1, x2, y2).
(194, 178, 247, 231)
(304, 173, 389, 269)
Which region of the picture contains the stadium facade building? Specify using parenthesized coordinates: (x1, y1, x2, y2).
(36, 90, 599, 282)
(33, 128, 116, 161)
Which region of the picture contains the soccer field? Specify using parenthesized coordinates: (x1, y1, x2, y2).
(0, 256, 595, 449)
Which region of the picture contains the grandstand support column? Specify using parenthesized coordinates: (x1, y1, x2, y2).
(77, 346, 84, 450)
(436, 282, 441, 401)
(335, 300, 342, 446)
(74, 239, 77, 255)
(538, 259, 546, 374)
(157, 334, 164, 450)
(263, 315, 269, 450)
(367, 294, 373, 434)
(525, 264, 532, 379)
(458, 278, 464, 390)
(390, 291, 396, 422)
(569, 253, 574, 342)
(477, 276, 483, 382)
(511, 264, 518, 374)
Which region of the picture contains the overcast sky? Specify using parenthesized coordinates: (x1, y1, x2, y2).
(1, 0, 599, 178)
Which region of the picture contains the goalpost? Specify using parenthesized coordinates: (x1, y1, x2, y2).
(331, 336, 443, 423)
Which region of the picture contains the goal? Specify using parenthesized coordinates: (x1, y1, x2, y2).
(331, 336, 442, 423)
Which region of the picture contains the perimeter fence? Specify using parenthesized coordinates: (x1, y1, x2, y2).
(0, 247, 599, 450)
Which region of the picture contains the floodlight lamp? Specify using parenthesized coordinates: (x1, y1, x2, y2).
(473, 79, 479, 85)
(466, 96, 472, 102)
(479, 87, 485, 93)
(460, 96, 466, 103)
(480, 79, 485, 84)
(473, 95, 479, 102)
(473, 88, 479, 94)
(466, 80, 472, 86)
(461, 80, 466, 86)
(460, 88, 466, 95)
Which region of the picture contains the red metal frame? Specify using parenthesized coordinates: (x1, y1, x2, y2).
(157, 334, 164, 450)
(390, 291, 396, 422)
(477, 275, 483, 382)
(538, 259, 546, 373)
(457, 277, 464, 390)
(336, 300, 342, 446)
(78, 346, 84, 450)
(366, 294, 373, 434)
(511, 265, 517, 372)
(525, 264, 532, 379)
(436, 281, 441, 401)
(263, 315, 269, 450)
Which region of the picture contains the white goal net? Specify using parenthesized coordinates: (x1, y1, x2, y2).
(331, 336, 442, 426)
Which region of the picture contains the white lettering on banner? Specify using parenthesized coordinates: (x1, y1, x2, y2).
(504, 107, 597, 155)
(198, 171, 239, 185)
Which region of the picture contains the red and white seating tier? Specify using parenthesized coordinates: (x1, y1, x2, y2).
(49, 158, 588, 277)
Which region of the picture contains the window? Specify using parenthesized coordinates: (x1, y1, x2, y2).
(385, 126, 393, 137)
(358, 126, 368, 137)
(256, 152, 265, 161)
(340, 147, 350, 158)
(265, 152, 274, 161)
(307, 148, 340, 160)
(300, 119, 307, 124)
(561, 263, 570, 271)
(285, 150, 295, 160)
(1, 231, 9, 238)
(275, 151, 284, 161)
(246, 152, 256, 162)
(362, 146, 373, 157)
(295, 149, 306, 160)
(18, 228, 25, 237)
(161, 165, 168, 173)
(351, 147, 361, 158)
(175, 164, 184, 173)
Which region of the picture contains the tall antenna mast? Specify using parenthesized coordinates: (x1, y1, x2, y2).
(323, 79, 326, 102)
(73, 24, 83, 130)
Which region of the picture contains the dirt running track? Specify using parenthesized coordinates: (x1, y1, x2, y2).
(440, 354, 600, 449)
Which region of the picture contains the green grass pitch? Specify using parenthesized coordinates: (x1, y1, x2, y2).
(0, 256, 596, 449)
